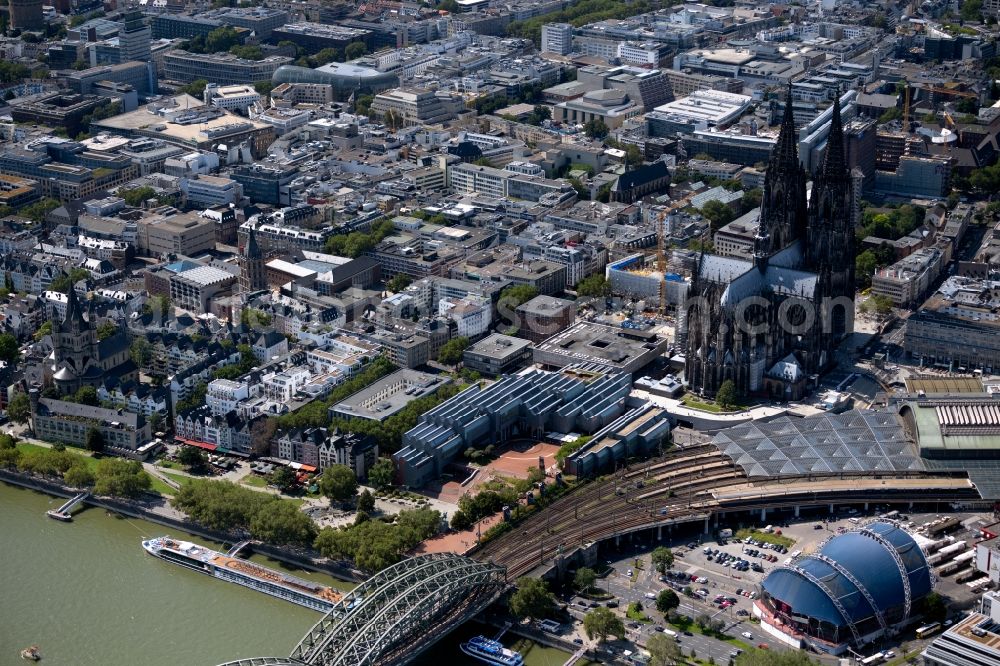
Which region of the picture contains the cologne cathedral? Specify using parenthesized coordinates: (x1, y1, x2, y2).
(685, 89, 856, 399)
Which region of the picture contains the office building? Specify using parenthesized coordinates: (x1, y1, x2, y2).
(119, 12, 152, 64)
(462, 333, 533, 376)
(141, 212, 217, 256)
(181, 175, 244, 208)
(214, 7, 289, 40)
(534, 320, 671, 374)
(270, 23, 373, 53)
(169, 265, 237, 312)
(203, 84, 261, 114)
(514, 295, 575, 345)
(30, 393, 151, 455)
(231, 164, 297, 207)
(164, 51, 293, 86)
(329, 369, 450, 422)
(9, 0, 43, 31)
(369, 88, 465, 126)
(66, 61, 158, 97)
(541, 23, 574, 55)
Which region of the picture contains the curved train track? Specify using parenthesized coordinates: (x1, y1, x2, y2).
(471, 445, 979, 578)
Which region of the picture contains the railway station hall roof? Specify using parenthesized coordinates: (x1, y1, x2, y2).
(710, 409, 924, 478)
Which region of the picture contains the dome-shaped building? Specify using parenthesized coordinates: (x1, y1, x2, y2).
(757, 522, 931, 654)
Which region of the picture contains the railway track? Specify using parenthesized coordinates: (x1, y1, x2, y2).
(473, 446, 980, 578)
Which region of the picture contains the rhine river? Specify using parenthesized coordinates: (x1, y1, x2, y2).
(0, 483, 572, 666)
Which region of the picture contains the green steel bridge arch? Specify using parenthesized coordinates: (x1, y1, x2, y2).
(215, 553, 507, 666)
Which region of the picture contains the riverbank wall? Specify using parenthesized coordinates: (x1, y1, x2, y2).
(0, 469, 364, 583)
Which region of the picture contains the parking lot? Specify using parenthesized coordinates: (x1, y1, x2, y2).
(558, 507, 995, 664)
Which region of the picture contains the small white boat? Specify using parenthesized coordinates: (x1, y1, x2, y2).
(460, 636, 523, 666)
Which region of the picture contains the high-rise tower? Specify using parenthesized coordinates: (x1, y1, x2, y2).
(9, 0, 44, 31)
(758, 86, 809, 255)
(119, 12, 152, 65)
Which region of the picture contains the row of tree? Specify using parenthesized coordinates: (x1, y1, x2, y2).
(171, 479, 317, 547)
(313, 506, 441, 572)
(0, 437, 152, 498)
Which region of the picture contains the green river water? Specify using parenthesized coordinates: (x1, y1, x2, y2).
(0, 483, 572, 666)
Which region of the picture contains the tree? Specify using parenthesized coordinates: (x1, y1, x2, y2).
(130, 337, 153, 368)
(499, 284, 538, 310)
(249, 500, 316, 547)
(85, 427, 104, 454)
(229, 44, 263, 60)
(33, 321, 51, 342)
(960, 0, 983, 22)
(121, 186, 155, 207)
(7, 391, 30, 425)
(656, 589, 680, 614)
(700, 199, 735, 230)
(387, 274, 411, 293)
(924, 591, 947, 623)
(577, 274, 610, 297)
(253, 79, 275, 96)
(319, 464, 359, 503)
(0, 332, 19, 363)
(368, 457, 395, 490)
(646, 632, 681, 666)
(74, 385, 98, 406)
(269, 465, 298, 492)
(64, 464, 95, 488)
(345, 41, 366, 60)
(177, 445, 208, 471)
(583, 118, 609, 140)
(508, 577, 555, 620)
(437, 336, 470, 365)
(855, 249, 879, 289)
(574, 567, 597, 592)
(624, 143, 643, 169)
(735, 651, 819, 666)
(93, 458, 151, 498)
(20, 197, 60, 223)
(583, 606, 624, 643)
(312, 48, 341, 66)
(869, 294, 894, 316)
(651, 546, 674, 573)
(742, 187, 763, 210)
(182, 79, 208, 98)
(716, 379, 736, 409)
(357, 488, 376, 513)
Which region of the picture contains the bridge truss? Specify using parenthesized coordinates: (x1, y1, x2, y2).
(214, 553, 507, 666)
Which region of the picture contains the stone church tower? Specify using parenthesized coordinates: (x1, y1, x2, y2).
(238, 226, 266, 294)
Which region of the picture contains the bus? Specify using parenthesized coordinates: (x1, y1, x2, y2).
(916, 623, 942, 639)
(859, 652, 885, 665)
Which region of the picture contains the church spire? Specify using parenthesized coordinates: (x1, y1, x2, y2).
(772, 83, 799, 168)
(820, 87, 847, 180)
(62, 277, 86, 329)
(246, 226, 262, 260)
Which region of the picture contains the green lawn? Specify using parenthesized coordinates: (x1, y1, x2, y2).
(149, 476, 176, 496)
(626, 604, 652, 623)
(157, 460, 181, 470)
(159, 471, 192, 487)
(17, 442, 100, 471)
(680, 395, 747, 413)
(735, 528, 796, 548)
(241, 474, 268, 488)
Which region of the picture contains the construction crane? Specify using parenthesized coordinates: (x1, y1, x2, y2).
(657, 209, 667, 317)
(902, 81, 910, 130)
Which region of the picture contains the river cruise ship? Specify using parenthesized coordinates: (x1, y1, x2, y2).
(142, 536, 340, 612)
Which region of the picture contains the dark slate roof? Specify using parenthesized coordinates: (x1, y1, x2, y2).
(613, 161, 670, 192)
